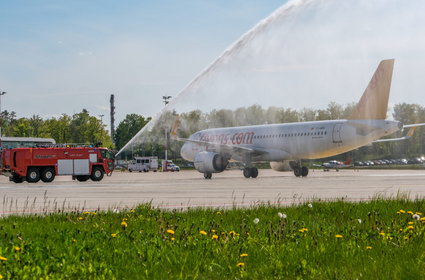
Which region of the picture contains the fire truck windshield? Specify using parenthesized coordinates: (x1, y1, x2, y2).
(100, 149, 114, 160)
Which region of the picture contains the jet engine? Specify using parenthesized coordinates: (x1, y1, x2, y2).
(270, 160, 293, 172)
(194, 152, 228, 173)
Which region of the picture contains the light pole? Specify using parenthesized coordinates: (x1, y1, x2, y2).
(162, 96, 172, 166)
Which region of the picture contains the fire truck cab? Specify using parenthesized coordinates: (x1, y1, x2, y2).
(1, 146, 114, 183)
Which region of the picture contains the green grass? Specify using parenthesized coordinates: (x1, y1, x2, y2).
(1, 199, 425, 279)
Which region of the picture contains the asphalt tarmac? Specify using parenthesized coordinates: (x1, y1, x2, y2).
(1, 169, 424, 215)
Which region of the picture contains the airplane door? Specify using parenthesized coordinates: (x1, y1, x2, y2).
(332, 123, 343, 144)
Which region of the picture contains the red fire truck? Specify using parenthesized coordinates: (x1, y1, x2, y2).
(0, 146, 114, 183)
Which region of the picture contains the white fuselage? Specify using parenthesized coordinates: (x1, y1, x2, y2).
(181, 119, 402, 163)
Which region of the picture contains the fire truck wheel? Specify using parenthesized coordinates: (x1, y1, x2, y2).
(27, 167, 41, 183)
(41, 167, 55, 183)
(11, 174, 23, 183)
(76, 175, 90, 182)
(91, 166, 104, 181)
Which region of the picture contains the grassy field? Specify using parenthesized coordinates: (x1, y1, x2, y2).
(1, 199, 425, 279)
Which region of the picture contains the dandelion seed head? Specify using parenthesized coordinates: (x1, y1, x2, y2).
(308, 203, 313, 208)
(412, 214, 420, 220)
(253, 218, 260, 224)
(278, 212, 287, 219)
(357, 219, 362, 224)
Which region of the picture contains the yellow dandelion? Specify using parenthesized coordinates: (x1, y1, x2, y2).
(397, 211, 401, 214)
(399, 228, 403, 232)
(240, 253, 248, 257)
(299, 228, 308, 233)
(71, 239, 77, 243)
(404, 236, 409, 240)
(212, 234, 219, 240)
(14, 246, 21, 252)
(407, 225, 414, 230)
(399, 209, 406, 214)
(366, 246, 372, 250)
(335, 234, 343, 238)
(420, 217, 425, 221)
(199, 230, 207, 236)
(211, 229, 216, 233)
(0, 274, 3, 279)
(167, 229, 175, 235)
(407, 211, 414, 215)
(0, 256, 7, 261)
(216, 211, 222, 215)
(111, 233, 117, 238)
(408, 221, 414, 225)
(121, 221, 128, 228)
(236, 262, 245, 268)
(379, 232, 385, 236)
(77, 216, 84, 221)
(83, 211, 90, 215)
(130, 209, 135, 213)
(229, 231, 236, 237)
(171, 237, 175, 241)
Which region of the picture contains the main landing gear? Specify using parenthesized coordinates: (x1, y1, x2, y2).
(243, 167, 258, 178)
(293, 166, 309, 177)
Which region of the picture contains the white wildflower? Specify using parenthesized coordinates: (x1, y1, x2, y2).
(412, 214, 420, 220)
(278, 212, 287, 219)
(307, 203, 313, 208)
(357, 219, 362, 224)
(253, 218, 260, 224)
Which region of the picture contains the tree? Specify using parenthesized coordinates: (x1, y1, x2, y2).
(114, 114, 151, 151)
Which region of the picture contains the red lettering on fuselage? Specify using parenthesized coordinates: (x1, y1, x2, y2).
(199, 131, 254, 145)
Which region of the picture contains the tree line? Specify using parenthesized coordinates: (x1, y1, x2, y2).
(2, 102, 425, 162)
(117, 102, 425, 162)
(0, 109, 112, 147)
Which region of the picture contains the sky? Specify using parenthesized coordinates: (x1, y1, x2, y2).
(0, 0, 286, 126)
(1, 0, 425, 147)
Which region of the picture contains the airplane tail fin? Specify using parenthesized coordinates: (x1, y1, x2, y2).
(348, 59, 394, 120)
(170, 115, 180, 139)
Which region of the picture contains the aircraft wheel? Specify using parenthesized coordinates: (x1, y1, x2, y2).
(301, 166, 309, 177)
(204, 172, 212, 179)
(251, 167, 258, 178)
(243, 168, 251, 178)
(294, 168, 302, 177)
(27, 167, 41, 183)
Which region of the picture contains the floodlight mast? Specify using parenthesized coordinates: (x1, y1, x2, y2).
(162, 96, 172, 163)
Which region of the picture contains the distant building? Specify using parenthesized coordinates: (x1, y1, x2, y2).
(0, 137, 56, 149)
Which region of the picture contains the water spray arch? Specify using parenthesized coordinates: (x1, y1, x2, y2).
(117, 0, 425, 158)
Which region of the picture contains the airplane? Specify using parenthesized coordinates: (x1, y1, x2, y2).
(313, 158, 353, 172)
(172, 59, 425, 179)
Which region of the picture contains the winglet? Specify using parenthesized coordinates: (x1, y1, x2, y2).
(349, 59, 394, 120)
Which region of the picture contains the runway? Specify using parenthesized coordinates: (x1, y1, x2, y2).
(1, 169, 424, 215)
